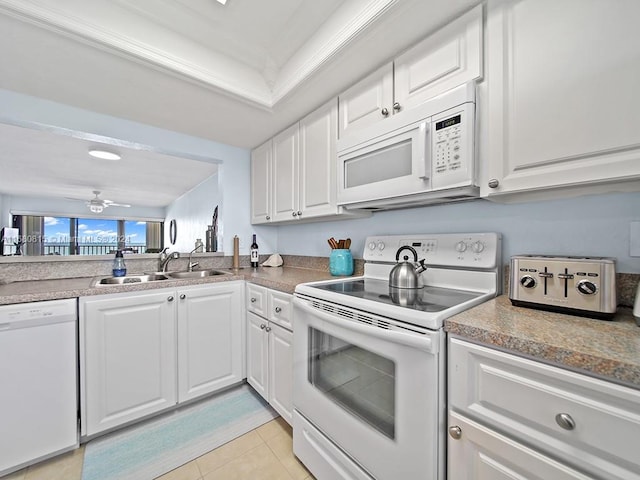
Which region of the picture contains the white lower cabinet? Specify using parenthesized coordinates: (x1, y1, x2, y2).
(448, 337, 640, 480)
(448, 411, 591, 480)
(246, 284, 293, 424)
(177, 283, 244, 403)
(80, 282, 244, 436)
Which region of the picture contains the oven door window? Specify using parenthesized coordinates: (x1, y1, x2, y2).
(308, 327, 396, 439)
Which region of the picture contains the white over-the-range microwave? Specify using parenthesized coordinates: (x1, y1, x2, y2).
(337, 82, 477, 210)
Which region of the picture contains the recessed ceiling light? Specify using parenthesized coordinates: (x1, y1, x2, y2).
(88, 149, 121, 161)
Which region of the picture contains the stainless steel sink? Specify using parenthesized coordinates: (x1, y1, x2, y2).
(93, 273, 169, 286)
(166, 269, 230, 279)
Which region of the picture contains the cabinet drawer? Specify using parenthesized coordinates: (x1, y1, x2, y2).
(448, 411, 591, 480)
(449, 338, 640, 480)
(246, 284, 268, 317)
(269, 290, 293, 330)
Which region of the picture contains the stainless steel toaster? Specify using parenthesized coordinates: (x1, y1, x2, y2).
(509, 255, 617, 319)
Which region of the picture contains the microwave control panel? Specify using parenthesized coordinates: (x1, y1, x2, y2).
(431, 101, 474, 189)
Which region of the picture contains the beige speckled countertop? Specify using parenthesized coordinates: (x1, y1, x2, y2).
(0, 266, 337, 305)
(445, 295, 640, 389)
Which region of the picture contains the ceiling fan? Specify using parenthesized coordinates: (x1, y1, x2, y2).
(85, 190, 131, 213)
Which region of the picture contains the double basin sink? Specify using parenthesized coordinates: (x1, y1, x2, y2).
(93, 269, 230, 287)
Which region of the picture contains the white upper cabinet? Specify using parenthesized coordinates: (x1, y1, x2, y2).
(250, 140, 272, 224)
(394, 5, 483, 111)
(338, 63, 394, 138)
(481, 0, 640, 200)
(299, 100, 340, 219)
(250, 99, 369, 224)
(272, 124, 300, 222)
(338, 5, 483, 139)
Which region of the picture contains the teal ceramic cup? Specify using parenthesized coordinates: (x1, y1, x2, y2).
(329, 249, 354, 276)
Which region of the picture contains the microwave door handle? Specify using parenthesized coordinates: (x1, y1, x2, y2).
(417, 122, 430, 181)
(294, 297, 436, 354)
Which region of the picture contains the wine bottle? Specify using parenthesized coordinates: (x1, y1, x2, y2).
(250, 234, 259, 268)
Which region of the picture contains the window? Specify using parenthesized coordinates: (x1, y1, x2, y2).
(12, 215, 163, 256)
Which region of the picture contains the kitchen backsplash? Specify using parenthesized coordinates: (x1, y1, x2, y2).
(0, 254, 364, 283)
(0, 255, 633, 306)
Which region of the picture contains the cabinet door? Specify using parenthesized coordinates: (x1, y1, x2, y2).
(394, 5, 482, 112)
(448, 412, 592, 480)
(246, 311, 269, 401)
(268, 323, 293, 425)
(251, 140, 272, 224)
(481, 0, 640, 199)
(298, 99, 339, 219)
(177, 283, 244, 403)
(271, 123, 300, 222)
(449, 337, 640, 480)
(338, 63, 393, 138)
(80, 291, 177, 436)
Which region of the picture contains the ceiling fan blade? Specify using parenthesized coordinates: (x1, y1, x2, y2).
(106, 202, 131, 208)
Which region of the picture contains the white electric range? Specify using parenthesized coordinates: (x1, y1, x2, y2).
(292, 232, 501, 480)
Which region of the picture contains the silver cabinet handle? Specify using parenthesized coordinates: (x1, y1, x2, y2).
(292, 212, 297, 217)
(260, 324, 266, 330)
(381, 107, 389, 117)
(555, 413, 576, 430)
(275, 307, 282, 314)
(167, 296, 174, 302)
(266, 215, 270, 220)
(393, 102, 401, 112)
(251, 297, 257, 303)
(297, 210, 302, 216)
(265, 326, 272, 332)
(448, 425, 462, 439)
(180, 294, 186, 300)
(488, 178, 500, 189)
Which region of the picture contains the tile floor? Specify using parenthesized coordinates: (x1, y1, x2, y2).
(2, 417, 315, 480)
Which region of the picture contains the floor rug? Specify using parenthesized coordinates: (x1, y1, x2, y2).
(81, 384, 278, 480)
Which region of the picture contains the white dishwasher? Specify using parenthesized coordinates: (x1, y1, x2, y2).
(0, 298, 79, 476)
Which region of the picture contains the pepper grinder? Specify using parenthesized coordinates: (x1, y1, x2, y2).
(232, 235, 240, 269)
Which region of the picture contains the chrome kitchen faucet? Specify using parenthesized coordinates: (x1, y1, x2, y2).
(159, 248, 180, 272)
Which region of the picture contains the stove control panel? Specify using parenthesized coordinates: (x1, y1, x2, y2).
(509, 255, 617, 319)
(363, 233, 501, 269)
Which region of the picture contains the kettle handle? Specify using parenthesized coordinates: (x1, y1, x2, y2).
(396, 245, 418, 262)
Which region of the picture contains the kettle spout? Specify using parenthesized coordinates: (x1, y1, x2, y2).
(416, 259, 428, 274)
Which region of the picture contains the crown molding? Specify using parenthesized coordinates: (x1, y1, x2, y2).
(272, 0, 399, 104)
(0, 0, 399, 110)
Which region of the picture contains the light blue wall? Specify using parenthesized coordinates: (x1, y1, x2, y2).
(3, 89, 639, 271)
(0, 88, 264, 255)
(275, 192, 640, 273)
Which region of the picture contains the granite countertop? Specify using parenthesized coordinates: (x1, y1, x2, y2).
(445, 295, 640, 389)
(0, 266, 338, 305)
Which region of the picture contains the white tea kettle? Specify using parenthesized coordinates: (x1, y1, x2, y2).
(389, 246, 427, 289)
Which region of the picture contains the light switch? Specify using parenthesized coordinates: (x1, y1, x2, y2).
(631, 222, 640, 257)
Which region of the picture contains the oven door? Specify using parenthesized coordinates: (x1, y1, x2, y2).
(293, 294, 445, 480)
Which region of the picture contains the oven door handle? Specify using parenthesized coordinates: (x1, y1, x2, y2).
(294, 298, 437, 354)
